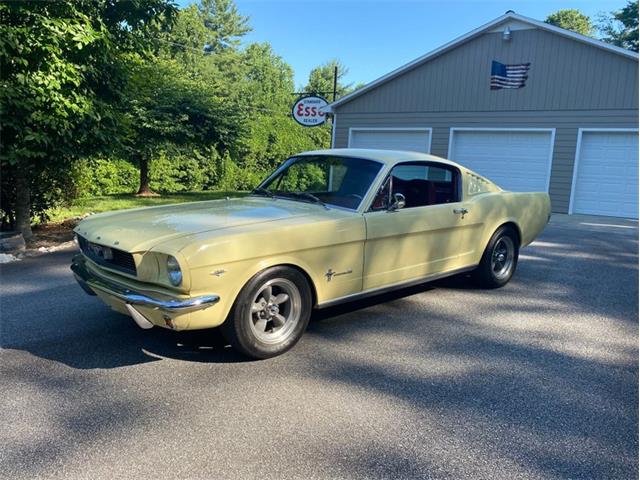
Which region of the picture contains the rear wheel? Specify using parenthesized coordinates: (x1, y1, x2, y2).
(472, 226, 519, 288)
(221, 266, 312, 359)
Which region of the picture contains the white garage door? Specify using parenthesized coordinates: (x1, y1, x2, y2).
(449, 130, 554, 192)
(571, 131, 638, 218)
(349, 128, 431, 152)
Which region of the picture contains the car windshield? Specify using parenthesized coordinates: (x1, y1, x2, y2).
(254, 155, 383, 210)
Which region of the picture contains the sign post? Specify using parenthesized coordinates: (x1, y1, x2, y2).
(291, 67, 338, 147)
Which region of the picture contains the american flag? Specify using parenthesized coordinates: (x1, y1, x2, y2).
(490, 61, 530, 90)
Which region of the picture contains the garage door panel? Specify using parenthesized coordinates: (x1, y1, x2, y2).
(572, 131, 638, 218)
(349, 129, 431, 153)
(449, 130, 553, 192)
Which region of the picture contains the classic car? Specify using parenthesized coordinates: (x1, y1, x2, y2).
(71, 149, 551, 358)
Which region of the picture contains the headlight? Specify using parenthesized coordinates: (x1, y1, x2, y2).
(166, 255, 182, 286)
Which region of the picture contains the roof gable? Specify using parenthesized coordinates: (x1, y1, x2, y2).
(329, 12, 638, 111)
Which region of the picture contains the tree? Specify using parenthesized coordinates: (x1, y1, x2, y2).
(199, 0, 251, 53)
(242, 43, 294, 109)
(0, 0, 334, 229)
(305, 59, 352, 101)
(0, 0, 176, 238)
(123, 56, 244, 195)
(233, 43, 331, 179)
(599, 0, 639, 52)
(127, 0, 249, 195)
(545, 9, 595, 36)
(158, 4, 211, 71)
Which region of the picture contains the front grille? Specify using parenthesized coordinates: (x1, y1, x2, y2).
(78, 235, 137, 276)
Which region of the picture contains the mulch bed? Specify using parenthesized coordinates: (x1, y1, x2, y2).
(27, 217, 81, 249)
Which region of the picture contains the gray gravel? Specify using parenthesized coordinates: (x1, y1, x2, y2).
(1, 214, 637, 479)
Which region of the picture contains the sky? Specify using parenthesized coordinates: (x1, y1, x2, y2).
(177, 0, 627, 89)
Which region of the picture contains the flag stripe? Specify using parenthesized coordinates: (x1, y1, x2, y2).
(491, 76, 528, 84)
(492, 75, 528, 80)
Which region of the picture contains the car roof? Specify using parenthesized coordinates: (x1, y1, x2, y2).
(297, 148, 465, 169)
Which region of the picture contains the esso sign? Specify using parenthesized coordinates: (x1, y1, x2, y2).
(292, 96, 328, 127)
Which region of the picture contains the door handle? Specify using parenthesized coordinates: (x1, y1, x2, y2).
(453, 207, 468, 218)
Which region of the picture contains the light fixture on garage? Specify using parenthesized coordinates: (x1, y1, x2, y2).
(503, 26, 512, 41)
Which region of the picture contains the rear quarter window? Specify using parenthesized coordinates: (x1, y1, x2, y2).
(467, 173, 491, 195)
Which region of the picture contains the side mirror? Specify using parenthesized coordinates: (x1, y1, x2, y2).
(389, 193, 406, 211)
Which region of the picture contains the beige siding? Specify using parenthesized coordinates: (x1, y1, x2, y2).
(334, 110, 638, 213)
(338, 29, 638, 114)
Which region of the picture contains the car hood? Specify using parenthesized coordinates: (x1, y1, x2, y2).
(74, 196, 326, 252)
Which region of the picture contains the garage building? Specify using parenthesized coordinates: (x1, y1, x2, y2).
(327, 12, 639, 218)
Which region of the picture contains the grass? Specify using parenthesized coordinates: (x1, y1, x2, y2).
(45, 190, 244, 224)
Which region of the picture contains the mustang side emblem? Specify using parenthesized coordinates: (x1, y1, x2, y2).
(325, 268, 353, 282)
(210, 269, 227, 277)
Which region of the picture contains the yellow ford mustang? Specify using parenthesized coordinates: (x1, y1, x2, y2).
(71, 149, 550, 358)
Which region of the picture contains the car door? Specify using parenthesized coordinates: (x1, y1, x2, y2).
(362, 161, 474, 291)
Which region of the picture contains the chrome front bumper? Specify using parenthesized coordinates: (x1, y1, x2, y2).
(70, 255, 220, 314)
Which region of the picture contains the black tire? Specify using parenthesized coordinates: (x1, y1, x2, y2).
(472, 225, 519, 289)
(221, 266, 312, 359)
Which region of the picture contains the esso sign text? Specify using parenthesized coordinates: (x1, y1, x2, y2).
(291, 96, 328, 127)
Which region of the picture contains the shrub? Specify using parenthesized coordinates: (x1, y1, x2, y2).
(150, 150, 202, 193)
(74, 158, 139, 196)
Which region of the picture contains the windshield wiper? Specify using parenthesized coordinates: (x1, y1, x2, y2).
(285, 192, 329, 209)
(250, 187, 274, 198)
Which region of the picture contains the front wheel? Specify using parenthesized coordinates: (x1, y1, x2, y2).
(472, 226, 519, 288)
(221, 266, 312, 359)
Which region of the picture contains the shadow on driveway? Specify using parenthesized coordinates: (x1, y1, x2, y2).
(0, 217, 637, 478)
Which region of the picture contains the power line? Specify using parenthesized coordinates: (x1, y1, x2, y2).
(153, 37, 211, 53)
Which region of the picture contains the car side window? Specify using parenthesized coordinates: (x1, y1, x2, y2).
(371, 162, 459, 210)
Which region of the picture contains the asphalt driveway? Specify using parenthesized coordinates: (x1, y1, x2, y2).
(1, 214, 637, 479)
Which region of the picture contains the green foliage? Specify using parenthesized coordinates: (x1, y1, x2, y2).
(199, 0, 251, 52)
(305, 59, 352, 99)
(1, 2, 112, 167)
(46, 190, 242, 224)
(242, 43, 294, 109)
(125, 1, 257, 194)
(239, 114, 329, 171)
(599, 0, 639, 51)
(217, 151, 263, 191)
(72, 148, 257, 197)
(159, 5, 210, 69)
(233, 42, 331, 175)
(149, 150, 212, 193)
(1, 162, 80, 226)
(277, 162, 327, 192)
(74, 158, 139, 196)
(545, 9, 594, 36)
(124, 55, 242, 156)
(0, 0, 177, 233)
(553, 2, 640, 51)
(1, 0, 344, 228)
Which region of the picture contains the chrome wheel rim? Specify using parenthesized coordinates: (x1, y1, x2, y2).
(249, 278, 301, 344)
(491, 236, 515, 280)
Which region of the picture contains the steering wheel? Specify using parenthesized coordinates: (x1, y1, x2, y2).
(348, 194, 363, 201)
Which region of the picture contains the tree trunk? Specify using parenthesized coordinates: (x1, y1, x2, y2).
(15, 167, 33, 240)
(136, 156, 157, 196)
